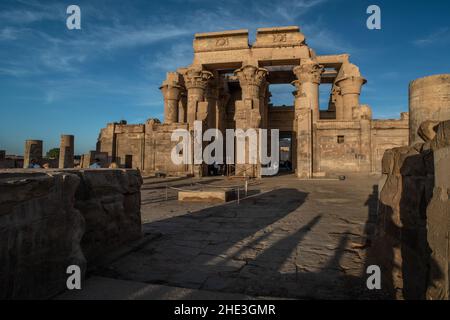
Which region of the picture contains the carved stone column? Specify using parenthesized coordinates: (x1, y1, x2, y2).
(335, 76, 366, 120)
(331, 86, 344, 120)
(292, 80, 313, 178)
(205, 77, 220, 130)
(23, 140, 43, 168)
(178, 89, 187, 123)
(160, 72, 183, 124)
(59, 134, 74, 168)
(217, 78, 230, 134)
(184, 67, 214, 177)
(234, 65, 268, 178)
(235, 65, 268, 103)
(259, 81, 269, 129)
(184, 67, 213, 127)
(293, 59, 323, 123)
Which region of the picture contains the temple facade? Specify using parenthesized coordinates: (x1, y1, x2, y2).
(96, 26, 409, 177)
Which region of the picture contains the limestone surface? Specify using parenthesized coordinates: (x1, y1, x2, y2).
(0, 169, 143, 299)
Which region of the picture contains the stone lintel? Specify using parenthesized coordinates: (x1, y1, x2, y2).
(316, 54, 350, 66)
(194, 29, 249, 53)
(253, 26, 305, 48)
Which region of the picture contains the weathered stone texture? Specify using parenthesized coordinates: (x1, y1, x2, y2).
(0, 171, 85, 299)
(409, 74, 450, 145)
(0, 169, 143, 299)
(372, 120, 450, 299)
(59, 135, 74, 169)
(426, 122, 450, 299)
(23, 139, 43, 168)
(71, 169, 143, 261)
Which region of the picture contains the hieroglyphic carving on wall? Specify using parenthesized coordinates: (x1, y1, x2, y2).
(215, 37, 229, 47)
(272, 33, 287, 43)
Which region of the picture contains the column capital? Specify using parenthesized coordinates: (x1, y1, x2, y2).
(234, 65, 268, 88)
(184, 67, 214, 90)
(335, 76, 366, 95)
(160, 83, 182, 100)
(293, 59, 323, 84)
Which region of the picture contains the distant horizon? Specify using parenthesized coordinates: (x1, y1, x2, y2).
(1, 0, 450, 155)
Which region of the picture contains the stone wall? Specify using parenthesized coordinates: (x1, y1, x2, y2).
(315, 117, 408, 174)
(0, 169, 142, 299)
(409, 74, 450, 145)
(426, 122, 450, 299)
(71, 169, 143, 262)
(371, 120, 450, 299)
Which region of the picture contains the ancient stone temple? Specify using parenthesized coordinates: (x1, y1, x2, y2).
(96, 26, 409, 177)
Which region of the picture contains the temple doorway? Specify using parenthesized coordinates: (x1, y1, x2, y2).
(279, 132, 293, 173)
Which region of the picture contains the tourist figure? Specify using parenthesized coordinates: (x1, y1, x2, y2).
(89, 158, 102, 169)
(28, 159, 41, 169)
(109, 162, 118, 168)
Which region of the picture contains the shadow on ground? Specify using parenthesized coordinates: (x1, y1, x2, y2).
(95, 180, 388, 299)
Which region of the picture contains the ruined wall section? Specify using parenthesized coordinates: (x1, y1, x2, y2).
(426, 121, 450, 299)
(144, 120, 189, 175)
(370, 113, 410, 173)
(0, 169, 143, 299)
(371, 120, 450, 299)
(409, 74, 450, 145)
(114, 124, 145, 169)
(315, 121, 362, 173)
(0, 171, 84, 299)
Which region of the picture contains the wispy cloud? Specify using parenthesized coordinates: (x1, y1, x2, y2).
(413, 27, 450, 46)
(0, 0, 343, 79)
(147, 42, 193, 72)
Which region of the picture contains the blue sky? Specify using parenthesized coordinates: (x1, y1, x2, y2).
(0, 0, 449, 155)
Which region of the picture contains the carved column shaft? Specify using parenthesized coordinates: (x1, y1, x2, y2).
(23, 140, 43, 168)
(291, 60, 322, 178)
(59, 134, 74, 168)
(160, 84, 181, 124)
(184, 67, 214, 177)
(293, 60, 323, 123)
(178, 91, 187, 123)
(206, 82, 220, 130)
(331, 86, 344, 120)
(234, 65, 268, 178)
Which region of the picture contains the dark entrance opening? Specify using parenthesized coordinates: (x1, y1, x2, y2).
(125, 154, 133, 168)
(279, 132, 293, 174)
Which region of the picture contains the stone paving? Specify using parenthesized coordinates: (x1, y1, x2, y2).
(93, 174, 387, 299)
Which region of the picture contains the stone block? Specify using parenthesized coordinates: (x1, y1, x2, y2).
(178, 190, 235, 202)
(194, 29, 249, 53)
(68, 169, 143, 262)
(0, 168, 143, 299)
(417, 120, 440, 142)
(253, 26, 305, 48)
(0, 171, 85, 299)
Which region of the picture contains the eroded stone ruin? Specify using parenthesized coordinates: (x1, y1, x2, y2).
(371, 74, 450, 299)
(95, 26, 409, 178)
(0, 169, 142, 299)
